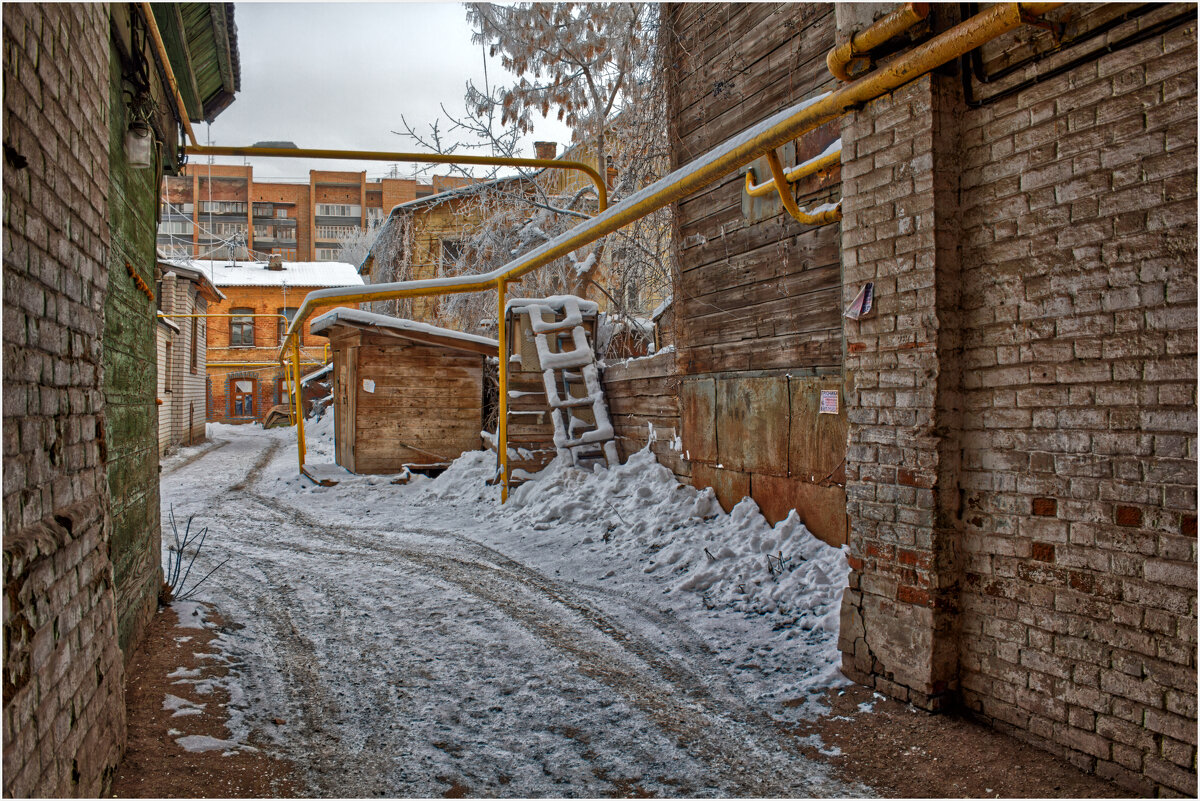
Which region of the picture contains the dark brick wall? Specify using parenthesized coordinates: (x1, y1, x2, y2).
(2, 4, 126, 796)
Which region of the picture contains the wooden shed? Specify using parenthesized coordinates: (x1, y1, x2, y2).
(310, 308, 498, 474)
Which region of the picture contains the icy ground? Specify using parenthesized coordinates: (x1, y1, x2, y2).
(158, 418, 861, 797)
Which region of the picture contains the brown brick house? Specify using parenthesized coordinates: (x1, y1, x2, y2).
(162, 258, 364, 424)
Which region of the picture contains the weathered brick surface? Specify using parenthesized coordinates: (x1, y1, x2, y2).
(3, 4, 126, 796)
(839, 6, 1197, 796)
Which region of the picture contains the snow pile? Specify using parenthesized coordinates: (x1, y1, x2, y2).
(504, 448, 847, 628)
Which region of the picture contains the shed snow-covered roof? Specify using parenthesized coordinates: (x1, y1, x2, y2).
(310, 307, 498, 356)
(163, 259, 364, 289)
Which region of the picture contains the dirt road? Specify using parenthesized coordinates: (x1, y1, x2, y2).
(159, 430, 858, 797)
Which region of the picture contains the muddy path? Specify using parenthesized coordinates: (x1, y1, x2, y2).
(160, 432, 859, 797)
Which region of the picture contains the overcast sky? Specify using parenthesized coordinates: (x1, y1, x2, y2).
(200, 2, 573, 182)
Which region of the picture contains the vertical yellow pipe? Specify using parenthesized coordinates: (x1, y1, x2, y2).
(292, 338, 306, 469)
(497, 279, 509, 502)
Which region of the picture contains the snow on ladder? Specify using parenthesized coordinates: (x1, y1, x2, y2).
(517, 296, 619, 471)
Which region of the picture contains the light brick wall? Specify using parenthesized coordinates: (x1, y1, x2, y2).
(2, 4, 126, 796)
(838, 7, 1196, 796)
(954, 16, 1197, 796)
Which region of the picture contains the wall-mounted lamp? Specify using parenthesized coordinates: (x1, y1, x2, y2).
(125, 119, 154, 168)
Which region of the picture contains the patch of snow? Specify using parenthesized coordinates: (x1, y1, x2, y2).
(175, 734, 242, 753)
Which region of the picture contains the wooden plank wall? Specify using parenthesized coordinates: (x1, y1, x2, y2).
(668, 2, 843, 374)
(663, 3, 849, 545)
(601, 353, 686, 478)
(351, 332, 486, 474)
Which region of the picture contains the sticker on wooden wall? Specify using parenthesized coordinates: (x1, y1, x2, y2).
(819, 389, 839, 415)
(362, 379, 375, 393)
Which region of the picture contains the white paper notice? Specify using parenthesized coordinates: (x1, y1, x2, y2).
(362, 379, 375, 393)
(819, 389, 839, 414)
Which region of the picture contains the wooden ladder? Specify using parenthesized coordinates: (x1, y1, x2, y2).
(524, 298, 619, 472)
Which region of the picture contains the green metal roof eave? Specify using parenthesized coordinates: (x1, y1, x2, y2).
(154, 3, 240, 124)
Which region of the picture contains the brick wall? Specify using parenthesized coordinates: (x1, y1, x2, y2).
(954, 11, 1197, 795)
(2, 4, 126, 796)
(206, 284, 352, 422)
(837, 6, 1196, 795)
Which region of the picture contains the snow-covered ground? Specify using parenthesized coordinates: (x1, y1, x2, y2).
(157, 418, 859, 797)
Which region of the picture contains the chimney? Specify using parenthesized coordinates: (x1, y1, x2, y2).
(267, 253, 285, 271)
(534, 141, 556, 161)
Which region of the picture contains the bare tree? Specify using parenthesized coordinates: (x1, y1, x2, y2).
(382, 3, 672, 352)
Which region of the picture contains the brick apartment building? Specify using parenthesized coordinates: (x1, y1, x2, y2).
(158, 164, 474, 263)
(163, 258, 363, 423)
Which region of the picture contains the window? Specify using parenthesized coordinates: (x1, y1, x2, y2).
(440, 239, 464, 272)
(209, 222, 247, 237)
(276, 378, 290, 405)
(276, 209, 289, 219)
(156, 243, 191, 258)
(230, 378, 256, 417)
(230, 308, 255, 347)
(366, 207, 384, 224)
(164, 342, 173, 392)
(315, 203, 361, 217)
(253, 203, 274, 217)
(190, 317, 199, 374)
(315, 248, 341, 261)
(158, 220, 194, 235)
(198, 200, 247, 215)
(315, 224, 357, 240)
(278, 307, 300, 345)
(273, 248, 297, 260)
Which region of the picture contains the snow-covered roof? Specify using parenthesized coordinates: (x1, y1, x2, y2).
(301, 363, 333, 385)
(163, 259, 365, 289)
(391, 173, 523, 214)
(309, 307, 498, 355)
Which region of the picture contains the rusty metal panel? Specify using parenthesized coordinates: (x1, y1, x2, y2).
(680, 377, 717, 463)
(716, 376, 789, 476)
(788, 376, 849, 483)
(692, 463, 751, 514)
(751, 474, 848, 547)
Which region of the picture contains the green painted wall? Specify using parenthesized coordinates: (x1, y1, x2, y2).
(104, 40, 163, 656)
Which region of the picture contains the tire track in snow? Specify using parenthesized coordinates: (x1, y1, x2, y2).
(164, 434, 858, 796)
(233, 489, 847, 796)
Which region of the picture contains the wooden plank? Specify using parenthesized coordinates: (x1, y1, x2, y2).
(788, 375, 848, 482)
(750, 475, 847, 547)
(690, 463, 751, 514)
(678, 330, 841, 375)
(680, 378, 716, 463)
(601, 353, 677, 383)
(715, 376, 789, 476)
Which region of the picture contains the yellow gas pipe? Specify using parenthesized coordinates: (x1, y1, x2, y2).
(827, 2, 931, 82)
(185, 146, 608, 214)
(276, 1, 1062, 489)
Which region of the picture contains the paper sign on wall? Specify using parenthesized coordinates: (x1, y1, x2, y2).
(844, 282, 874, 320)
(362, 379, 375, 393)
(819, 389, 839, 415)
